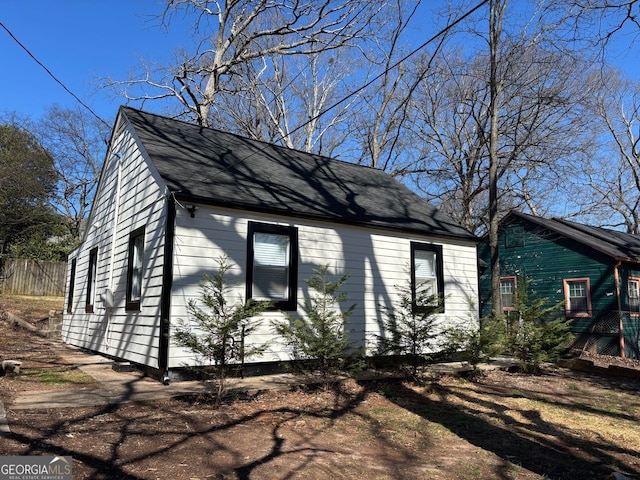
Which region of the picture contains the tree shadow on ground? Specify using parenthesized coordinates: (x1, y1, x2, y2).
(5, 369, 640, 479)
(4, 379, 419, 480)
(378, 372, 640, 480)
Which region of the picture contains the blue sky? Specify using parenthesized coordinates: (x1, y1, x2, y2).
(1, 1, 188, 124)
(1, 1, 639, 126)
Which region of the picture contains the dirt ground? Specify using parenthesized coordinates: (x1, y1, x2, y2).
(1, 297, 640, 480)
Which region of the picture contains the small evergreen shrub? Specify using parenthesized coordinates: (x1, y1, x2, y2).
(272, 265, 362, 388)
(443, 316, 505, 370)
(375, 280, 443, 378)
(504, 279, 572, 374)
(174, 256, 271, 407)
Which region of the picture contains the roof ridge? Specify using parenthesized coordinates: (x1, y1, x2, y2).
(120, 105, 383, 174)
(552, 217, 640, 249)
(505, 211, 640, 261)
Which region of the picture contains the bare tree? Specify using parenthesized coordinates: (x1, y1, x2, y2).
(547, 0, 640, 50)
(282, 51, 357, 157)
(405, 0, 601, 314)
(106, 0, 384, 128)
(487, 0, 506, 316)
(208, 48, 357, 156)
(577, 70, 640, 233)
(408, 51, 489, 233)
(211, 0, 433, 161)
(348, 0, 425, 172)
(36, 105, 110, 241)
(408, 42, 595, 234)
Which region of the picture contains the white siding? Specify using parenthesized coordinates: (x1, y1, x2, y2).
(62, 122, 168, 369)
(168, 206, 479, 368)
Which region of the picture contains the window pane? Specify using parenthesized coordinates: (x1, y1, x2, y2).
(569, 283, 585, 297)
(247, 223, 298, 310)
(571, 297, 588, 312)
(253, 233, 289, 300)
(127, 229, 145, 309)
(567, 280, 588, 314)
(415, 251, 436, 279)
(86, 249, 97, 311)
(254, 233, 288, 266)
(67, 259, 76, 313)
(416, 278, 437, 299)
(89, 260, 96, 301)
(629, 280, 639, 313)
(505, 226, 524, 248)
(415, 249, 438, 303)
(500, 278, 515, 309)
(253, 266, 288, 299)
(411, 243, 444, 311)
(131, 235, 144, 301)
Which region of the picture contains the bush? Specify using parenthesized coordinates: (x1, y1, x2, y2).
(375, 280, 443, 378)
(174, 256, 271, 406)
(273, 265, 362, 388)
(442, 316, 505, 369)
(504, 279, 572, 373)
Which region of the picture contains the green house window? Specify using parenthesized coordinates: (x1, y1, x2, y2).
(504, 225, 524, 248)
(563, 278, 591, 318)
(500, 276, 517, 311)
(629, 278, 640, 316)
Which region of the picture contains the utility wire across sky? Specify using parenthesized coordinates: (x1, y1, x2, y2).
(1, 0, 489, 158)
(0, 21, 111, 129)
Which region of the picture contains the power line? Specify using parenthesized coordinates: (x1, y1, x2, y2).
(0, 21, 111, 129)
(199, 0, 490, 184)
(284, 0, 490, 142)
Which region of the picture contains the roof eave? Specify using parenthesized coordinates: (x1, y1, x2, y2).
(173, 191, 479, 243)
(505, 211, 640, 264)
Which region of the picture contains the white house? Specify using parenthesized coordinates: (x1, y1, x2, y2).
(62, 107, 479, 383)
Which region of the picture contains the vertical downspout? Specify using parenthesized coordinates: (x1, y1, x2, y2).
(108, 153, 122, 289)
(105, 154, 122, 350)
(613, 260, 626, 358)
(159, 192, 176, 384)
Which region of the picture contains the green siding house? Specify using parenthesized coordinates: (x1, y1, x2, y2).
(479, 211, 640, 359)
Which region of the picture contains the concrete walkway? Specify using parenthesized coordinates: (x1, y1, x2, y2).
(3, 343, 514, 412)
(8, 351, 300, 410)
(0, 347, 299, 437)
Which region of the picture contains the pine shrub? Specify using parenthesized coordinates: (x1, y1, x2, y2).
(273, 265, 362, 388)
(375, 280, 443, 378)
(505, 279, 572, 373)
(174, 256, 271, 406)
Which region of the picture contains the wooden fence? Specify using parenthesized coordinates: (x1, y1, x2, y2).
(0, 259, 67, 297)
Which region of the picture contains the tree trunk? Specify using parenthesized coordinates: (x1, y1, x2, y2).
(489, 0, 505, 316)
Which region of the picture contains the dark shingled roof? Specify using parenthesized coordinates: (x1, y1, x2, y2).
(120, 107, 476, 241)
(505, 211, 640, 262)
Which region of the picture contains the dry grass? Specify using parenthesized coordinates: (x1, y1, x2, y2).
(17, 367, 98, 387)
(399, 371, 640, 477)
(0, 294, 64, 323)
